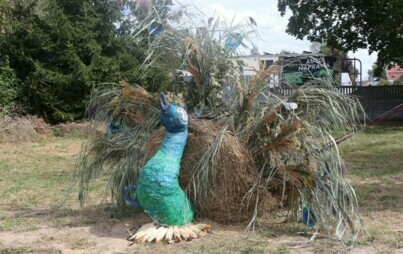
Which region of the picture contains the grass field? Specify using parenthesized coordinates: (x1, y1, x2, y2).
(0, 125, 402, 253)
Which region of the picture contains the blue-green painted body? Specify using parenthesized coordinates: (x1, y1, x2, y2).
(137, 102, 194, 225)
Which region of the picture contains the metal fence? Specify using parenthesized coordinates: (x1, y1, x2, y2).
(272, 85, 403, 120)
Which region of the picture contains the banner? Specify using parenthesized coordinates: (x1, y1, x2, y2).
(282, 56, 336, 84)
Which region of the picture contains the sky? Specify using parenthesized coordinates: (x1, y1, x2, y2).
(176, 0, 377, 80)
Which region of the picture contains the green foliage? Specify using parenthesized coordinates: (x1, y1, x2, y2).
(0, 65, 19, 112)
(0, 0, 171, 123)
(278, 0, 403, 76)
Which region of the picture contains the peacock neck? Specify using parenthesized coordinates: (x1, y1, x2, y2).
(159, 130, 188, 161)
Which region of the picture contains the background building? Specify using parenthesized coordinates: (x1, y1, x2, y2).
(387, 65, 403, 82)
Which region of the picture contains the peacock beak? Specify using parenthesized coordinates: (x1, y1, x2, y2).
(159, 93, 170, 112)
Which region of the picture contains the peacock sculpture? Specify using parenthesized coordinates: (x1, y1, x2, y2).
(75, 5, 367, 244)
(128, 94, 212, 243)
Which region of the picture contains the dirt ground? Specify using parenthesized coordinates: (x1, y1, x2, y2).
(1, 206, 402, 254)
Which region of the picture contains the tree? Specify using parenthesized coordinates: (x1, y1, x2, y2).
(277, 0, 403, 77)
(0, 0, 119, 122)
(0, 65, 19, 112)
(0, 0, 171, 123)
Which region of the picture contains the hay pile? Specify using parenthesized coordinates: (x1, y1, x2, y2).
(52, 121, 92, 137)
(0, 113, 50, 143)
(146, 119, 278, 223)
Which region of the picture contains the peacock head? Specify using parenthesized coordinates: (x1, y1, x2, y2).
(159, 93, 188, 133)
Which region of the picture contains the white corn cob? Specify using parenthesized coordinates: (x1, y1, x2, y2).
(164, 227, 174, 243)
(155, 227, 168, 243)
(178, 227, 190, 241)
(172, 226, 181, 242)
(129, 224, 155, 241)
(138, 226, 159, 243)
(146, 226, 165, 243)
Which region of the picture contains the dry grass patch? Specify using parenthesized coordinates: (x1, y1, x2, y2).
(0, 114, 50, 143)
(52, 121, 92, 138)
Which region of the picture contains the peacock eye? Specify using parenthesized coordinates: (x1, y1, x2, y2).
(176, 108, 188, 122)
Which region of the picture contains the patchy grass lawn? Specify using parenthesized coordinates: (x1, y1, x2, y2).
(0, 137, 106, 211)
(341, 126, 403, 212)
(339, 126, 403, 252)
(0, 126, 402, 253)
